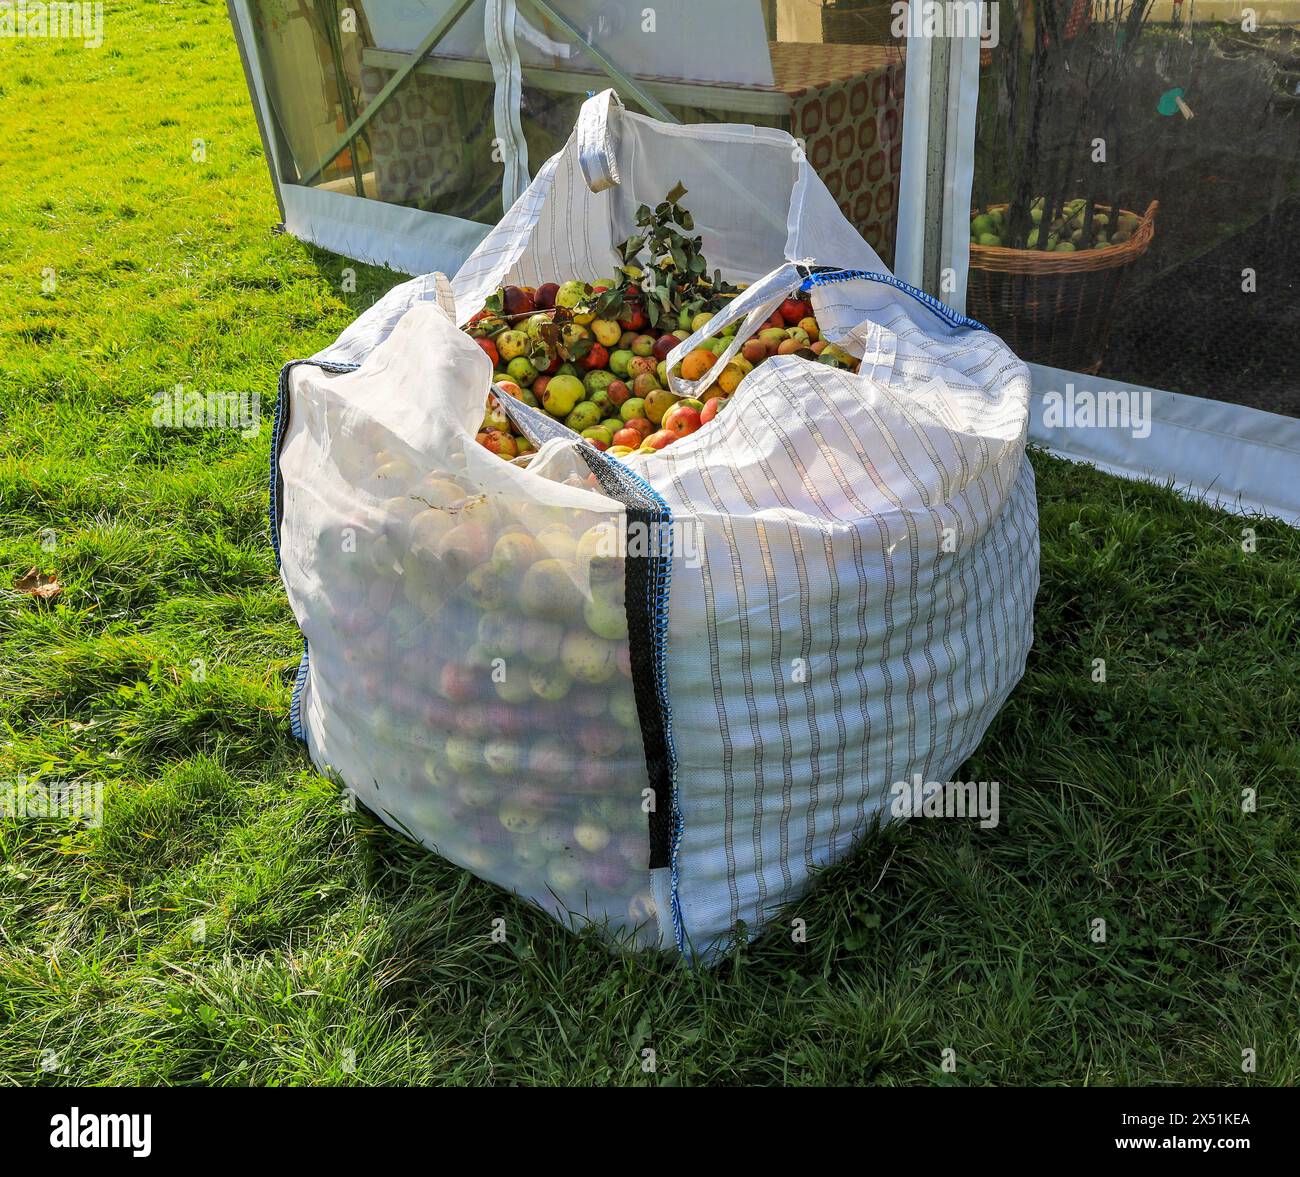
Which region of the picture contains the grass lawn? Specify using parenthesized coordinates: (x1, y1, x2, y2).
(2, 0, 1298, 1087)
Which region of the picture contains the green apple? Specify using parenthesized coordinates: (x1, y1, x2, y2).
(491, 531, 540, 576)
(553, 280, 588, 311)
(520, 558, 583, 619)
(609, 692, 639, 730)
(584, 593, 628, 640)
(484, 740, 526, 776)
(529, 663, 571, 701)
(496, 329, 528, 360)
(547, 856, 584, 892)
(542, 374, 584, 417)
(583, 369, 615, 396)
(573, 820, 611, 853)
(561, 630, 616, 683)
(498, 796, 544, 833)
(505, 356, 538, 387)
(445, 735, 481, 774)
(609, 348, 635, 377)
(565, 401, 603, 432)
(619, 397, 646, 423)
(466, 562, 509, 610)
(535, 525, 577, 561)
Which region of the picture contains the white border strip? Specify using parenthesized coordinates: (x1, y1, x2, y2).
(1028, 362, 1300, 524)
(281, 184, 491, 277)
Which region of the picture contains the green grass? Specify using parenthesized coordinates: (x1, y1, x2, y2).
(2, 1, 1299, 1087)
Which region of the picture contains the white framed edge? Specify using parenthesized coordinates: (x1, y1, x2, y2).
(895, 24, 981, 308)
(280, 184, 493, 278)
(227, 0, 287, 221)
(893, 25, 933, 288)
(1027, 363, 1300, 526)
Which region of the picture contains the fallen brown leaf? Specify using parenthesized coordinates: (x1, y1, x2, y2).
(14, 566, 63, 601)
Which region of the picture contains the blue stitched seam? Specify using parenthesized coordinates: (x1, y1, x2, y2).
(581, 449, 686, 959)
(799, 268, 990, 333)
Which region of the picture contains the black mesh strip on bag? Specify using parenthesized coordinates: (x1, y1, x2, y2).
(578, 446, 679, 873)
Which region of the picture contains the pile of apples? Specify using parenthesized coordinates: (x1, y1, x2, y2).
(971, 198, 1143, 252)
(465, 279, 859, 462)
(318, 451, 659, 929)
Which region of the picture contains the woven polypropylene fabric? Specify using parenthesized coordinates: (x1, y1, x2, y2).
(635, 281, 1038, 954)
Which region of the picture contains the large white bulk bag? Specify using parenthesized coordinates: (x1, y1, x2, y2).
(272, 92, 1039, 960)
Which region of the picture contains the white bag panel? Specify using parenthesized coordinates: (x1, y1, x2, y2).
(631, 300, 1037, 951)
(659, 458, 1038, 944)
(278, 303, 666, 947)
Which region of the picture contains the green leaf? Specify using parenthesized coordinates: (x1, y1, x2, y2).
(665, 180, 688, 204)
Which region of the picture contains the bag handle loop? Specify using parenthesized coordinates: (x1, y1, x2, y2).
(664, 261, 808, 398)
(577, 89, 624, 194)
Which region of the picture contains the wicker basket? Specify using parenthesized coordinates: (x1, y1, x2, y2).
(821, 0, 904, 46)
(966, 201, 1158, 374)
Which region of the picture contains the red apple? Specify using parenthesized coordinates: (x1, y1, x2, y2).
(652, 334, 678, 362)
(439, 662, 479, 703)
(780, 297, 811, 325)
(618, 299, 647, 331)
(606, 379, 631, 407)
(611, 427, 643, 448)
(535, 282, 559, 310)
(662, 403, 701, 436)
(502, 285, 536, 317)
(533, 374, 551, 400)
(579, 343, 609, 371)
(625, 417, 654, 439)
(477, 429, 518, 458)
(477, 338, 499, 365)
(643, 429, 676, 450)
(700, 396, 725, 424)
(741, 338, 767, 364)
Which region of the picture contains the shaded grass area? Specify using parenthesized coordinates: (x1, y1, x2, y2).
(1, 1, 1298, 1086)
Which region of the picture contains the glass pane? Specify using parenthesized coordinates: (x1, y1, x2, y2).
(244, 1, 906, 265)
(247, 0, 506, 225)
(510, 0, 907, 266)
(970, 1, 1300, 418)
